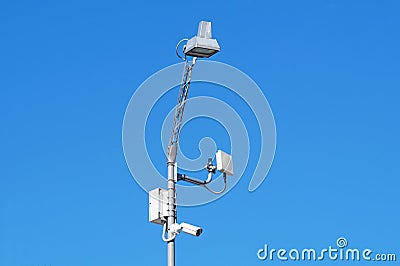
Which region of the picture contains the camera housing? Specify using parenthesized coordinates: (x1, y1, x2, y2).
(180, 222, 203, 236)
(171, 222, 203, 237)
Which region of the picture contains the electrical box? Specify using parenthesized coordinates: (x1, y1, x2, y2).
(149, 188, 168, 224)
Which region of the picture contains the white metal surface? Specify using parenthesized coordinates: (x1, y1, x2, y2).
(149, 188, 168, 224)
(197, 21, 212, 39)
(167, 163, 176, 266)
(216, 150, 234, 176)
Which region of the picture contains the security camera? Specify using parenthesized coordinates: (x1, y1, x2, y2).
(170, 222, 203, 237)
(180, 222, 203, 236)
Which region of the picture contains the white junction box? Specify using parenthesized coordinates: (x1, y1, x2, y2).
(149, 188, 168, 224)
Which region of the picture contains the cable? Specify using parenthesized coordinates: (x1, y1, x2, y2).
(162, 222, 177, 242)
(175, 38, 188, 61)
(201, 174, 227, 195)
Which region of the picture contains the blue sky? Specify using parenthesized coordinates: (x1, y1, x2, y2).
(1, 0, 399, 265)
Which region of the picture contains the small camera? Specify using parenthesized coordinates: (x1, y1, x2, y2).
(170, 222, 203, 237)
(180, 222, 203, 236)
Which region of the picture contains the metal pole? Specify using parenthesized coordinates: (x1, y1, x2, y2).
(165, 49, 196, 266)
(167, 161, 176, 266)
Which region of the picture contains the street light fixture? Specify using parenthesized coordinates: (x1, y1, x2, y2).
(148, 21, 232, 266)
(183, 21, 220, 58)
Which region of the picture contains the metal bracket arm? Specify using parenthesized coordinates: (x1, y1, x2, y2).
(177, 173, 209, 185)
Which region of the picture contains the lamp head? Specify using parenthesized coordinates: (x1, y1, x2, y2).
(184, 21, 220, 58)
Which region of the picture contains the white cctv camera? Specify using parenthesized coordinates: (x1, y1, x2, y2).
(170, 222, 203, 237)
(181, 222, 203, 236)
